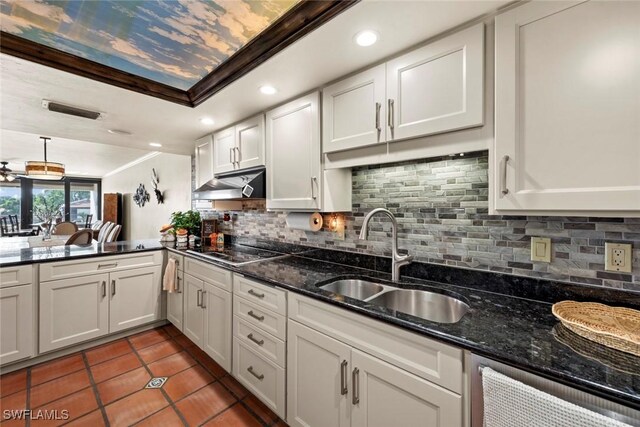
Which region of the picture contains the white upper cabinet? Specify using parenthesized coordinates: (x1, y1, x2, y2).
(236, 114, 266, 170)
(212, 114, 266, 175)
(387, 23, 484, 141)
(323, 64, 387, 153)
(212, 126, 237, 175)
(195, 135, 214, 189)
(494, 1, 640, 213)
(267, 92, 323, 211)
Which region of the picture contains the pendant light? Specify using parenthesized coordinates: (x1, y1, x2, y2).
(25, 137, 65, 180)
(0, 162, 16, 182)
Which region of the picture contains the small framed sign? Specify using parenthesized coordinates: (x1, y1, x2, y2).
(201, 219, 217, 243)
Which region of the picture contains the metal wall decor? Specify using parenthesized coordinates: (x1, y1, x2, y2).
(152, 168, 164, 204)
(133, 183, 150, 207)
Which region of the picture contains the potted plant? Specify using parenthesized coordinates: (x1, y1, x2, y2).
(169, 210, 201, 237)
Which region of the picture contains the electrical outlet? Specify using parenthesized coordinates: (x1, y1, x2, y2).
(530, 237, 551, 262)
(605, 243, 632, 273)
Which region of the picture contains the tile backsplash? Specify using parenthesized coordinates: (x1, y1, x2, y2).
(193, 151, 640, 292)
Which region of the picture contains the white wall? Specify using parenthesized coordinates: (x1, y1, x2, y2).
(102, 153, 191, 240)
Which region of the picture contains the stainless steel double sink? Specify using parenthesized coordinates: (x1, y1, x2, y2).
(319, 279, 469, 324)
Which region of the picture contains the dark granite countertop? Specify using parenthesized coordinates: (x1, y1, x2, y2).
(0, 239, 166, 267)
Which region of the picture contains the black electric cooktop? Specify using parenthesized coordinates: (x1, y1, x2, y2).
(187, 244, 287, 266)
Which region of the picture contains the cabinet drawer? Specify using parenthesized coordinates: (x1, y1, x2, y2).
(234, 275, 286, 315)
(167, 252, 184, 272)
(233, 338, 285, 419)
(185, 258, 232, 291)
(234, 297, 286, 340)
(0, 265, 32, 288)
(40, 251, 163, 282)
(234, 315, 285, 368)
(289, 293, 463, 393)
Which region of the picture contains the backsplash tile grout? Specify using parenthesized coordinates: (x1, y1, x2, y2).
(192, 151, 640, 292)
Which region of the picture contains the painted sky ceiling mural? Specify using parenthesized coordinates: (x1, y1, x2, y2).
(0, 0, 300, 90)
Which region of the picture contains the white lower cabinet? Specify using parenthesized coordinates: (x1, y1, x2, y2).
(40, 273, 110, 353)
(0, 284, 34, 365)
(109, 266, 162, 333)
(183, 260, 233, 372)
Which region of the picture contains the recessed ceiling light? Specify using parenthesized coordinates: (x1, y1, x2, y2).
(259, 85, 277, 95)
(149, 142, 162, 147)
(107, 129, 132, 135)
(354, 30, 378, 47)
(200, 117, 214, 125)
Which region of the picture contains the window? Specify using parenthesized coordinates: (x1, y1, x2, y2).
(70, 182, 99, 224)
(0, 180, 21, 218)
(32, 181, 66, 225)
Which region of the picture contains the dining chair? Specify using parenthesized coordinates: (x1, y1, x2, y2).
(8, 215, 19, 232)
(65, 229, 93, 245)
(97, 222, 114, 243)
(83, 214, 93, 229)
(105, 224, 122, 243)
(0, 217, 10, 237)
(52, 221, 78, 235)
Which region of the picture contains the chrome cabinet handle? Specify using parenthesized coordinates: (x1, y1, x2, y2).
(375, 102, 381, 133)
(247, 310, 264, 321)
(201, 290, 206, 309)
(176, 276, 181, 293)
(311, 176, 317, 200)
(235, 147, 241, 164)
(352, 368, 360, 404)
(340, 360, 348, 395)
(98, 263, 117, 269)
(111, 279, 116, 296)
(501, 155, 510, 195)
(101, 281, 106, 298)
(248, 289, 265, 299)
(197, 289, 202, 307)
(247, 366, 264, 381)
(247, 333, 264, 346)
(388, 99, 395, 131)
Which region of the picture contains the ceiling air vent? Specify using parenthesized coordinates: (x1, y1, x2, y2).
(42, 100, 103, 120)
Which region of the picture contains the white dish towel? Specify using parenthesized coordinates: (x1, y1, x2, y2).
(482, 367, 630, 427)
(163, 258, 177, 293)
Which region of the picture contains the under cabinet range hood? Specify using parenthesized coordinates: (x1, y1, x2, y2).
(193, 168, 265, 201)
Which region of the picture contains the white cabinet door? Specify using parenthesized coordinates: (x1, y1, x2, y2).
(195, 135, 214, 189)
(0, 284, 33, 365)
(323, 64, 386, 153)
(494, 1, 640, 212)
(386, 23, 484, 142)
(213, 126, 237, 175)
(236, 114, 265, 170)
(287, 320, 351, 427)
(109, 266, 162, 333)
(351, 348, 462, 427)
(167, 271, 184, 332)
(40, 273, 109, 353)
(183, 274, 204, 347)
(203, 282, 232, 372)
(266, 92, 322, 210)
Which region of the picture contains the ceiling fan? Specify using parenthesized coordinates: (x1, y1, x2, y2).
(0, 161, 16, 182)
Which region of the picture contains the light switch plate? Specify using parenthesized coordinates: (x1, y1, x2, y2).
(530, 237, 551, 262)
(605, 242, 632, 273)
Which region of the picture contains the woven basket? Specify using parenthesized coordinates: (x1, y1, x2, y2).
(552, 301, 640, 357)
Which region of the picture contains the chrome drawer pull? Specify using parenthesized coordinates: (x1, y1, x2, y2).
(340, 360, 348, 395)
(247, 333, 264, 346)
(247, 311, 264, 321)
(197, 289, 202, 307)
(247, 366, 264, 381)
(248, 289, 265, 299)
(98, 263, 118, 269)
(201, 290, 206, 309)
(111, 279, 116, 296)
(101, 281, 106, 298)
(352, 368, 359, 405)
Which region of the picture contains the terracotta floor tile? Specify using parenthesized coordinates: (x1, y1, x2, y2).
(105, 389, 168, 426)
(137, 340, 182, 364)
(274, 420, 289, 426)
(30, 370, 91, 408)
(0, 389, 27, 412)
(161, 324, 181, 337)
(84, 339, 132, 366)
(134, 407, 183, 427)
(220, 375, 250, 399)
(188, 346, 227, 378)
(0, 418, 26, 427)
(163, 365, 214, 402)
(175, 382, 236, 426)
(64, 410, 106, 427)
(96, 367, 151, 405)
(30, 354, 85, 386)
(90, 353, 142, 383)
(147, 351, 196, 377)
(128, 329, 169, 350)
(203, 403, 262, 427)
(0, 370, 27, 397)
(173, 334, 195, 349)
(31, 388, 97, 427)
(243, 395, 278, 425)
